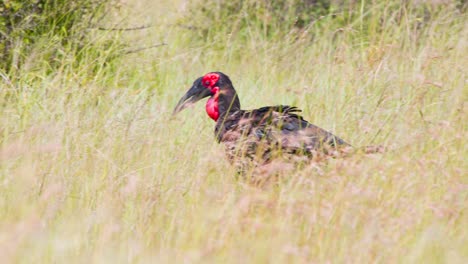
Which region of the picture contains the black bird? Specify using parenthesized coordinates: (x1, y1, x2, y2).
(174, 72, 382, 172)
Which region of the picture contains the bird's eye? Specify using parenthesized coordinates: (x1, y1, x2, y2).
(205, 81, 211, 86)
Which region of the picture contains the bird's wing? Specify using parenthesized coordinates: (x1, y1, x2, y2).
(218, 105, 351, 154)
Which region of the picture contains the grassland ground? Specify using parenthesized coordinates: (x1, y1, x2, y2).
(0, 0, 466, 262)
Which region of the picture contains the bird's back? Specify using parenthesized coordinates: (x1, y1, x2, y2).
(215, 105, 351, 170)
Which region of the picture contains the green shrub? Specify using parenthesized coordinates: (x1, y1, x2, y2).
(180, 0, 465, 44)
(0, 0, 116, 74)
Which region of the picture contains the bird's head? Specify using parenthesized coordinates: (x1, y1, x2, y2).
(173, 72, 236, 121)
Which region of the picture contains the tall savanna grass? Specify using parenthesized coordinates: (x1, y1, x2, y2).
(0, 0, 466, 262)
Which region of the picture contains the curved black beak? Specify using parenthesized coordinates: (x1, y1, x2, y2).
(173, 77, 212, 115)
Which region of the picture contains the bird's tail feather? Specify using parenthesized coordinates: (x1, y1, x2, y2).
(361, 145, 386, 154)
(332, 145, 386, 157)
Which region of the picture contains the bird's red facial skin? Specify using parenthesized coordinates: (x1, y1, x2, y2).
(202, 73, 219, 89)
(206, 87, 220, 121)
(203, 73, 220, 121)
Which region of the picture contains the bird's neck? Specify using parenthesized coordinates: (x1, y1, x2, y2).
(206, 85, 241, 122)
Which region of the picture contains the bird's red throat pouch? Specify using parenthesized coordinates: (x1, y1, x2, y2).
(206, 87, 219, 121)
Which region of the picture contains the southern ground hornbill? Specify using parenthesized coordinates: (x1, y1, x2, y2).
(173, 72, 383, 173)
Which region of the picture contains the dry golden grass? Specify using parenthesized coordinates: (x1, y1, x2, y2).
(0, 0, 466, 263)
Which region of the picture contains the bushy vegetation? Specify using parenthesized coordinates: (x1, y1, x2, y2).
(0, 0, 119, 76)
(0, 0, 466, 262)
(182, 0, 465, 42)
